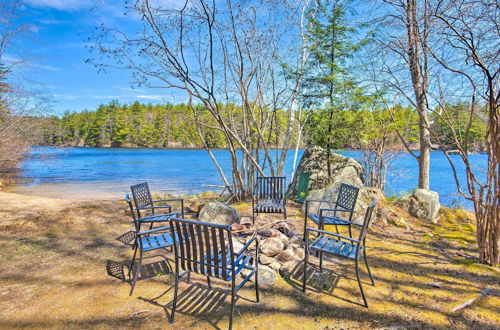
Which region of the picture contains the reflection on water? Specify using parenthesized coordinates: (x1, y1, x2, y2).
(11, 146, 487, 209)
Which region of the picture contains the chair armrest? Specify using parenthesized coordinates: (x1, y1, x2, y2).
(236, 237, 257, 256)
(319, 208, 354, 213)
(306, 227, 360, 243)
(137, 205, 172, 210)
(305, 199, 334, 204)
(137, 226, 171, 236)
(153, 198, 184, 203)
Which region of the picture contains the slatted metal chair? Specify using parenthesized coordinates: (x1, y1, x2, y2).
(303, 183, 359, 239)
(131, 182, 184, 219)
(168, 218, 259, 329)
(125, 194, 181, 295)
(252, 176, 287, 223)
(303, 200, 376, 307)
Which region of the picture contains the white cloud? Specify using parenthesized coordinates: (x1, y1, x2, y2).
(135, 94, 165, 101)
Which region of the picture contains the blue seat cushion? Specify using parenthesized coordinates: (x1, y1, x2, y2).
(309, 235, 362, 260)
(194, 252, 254, 281)
(140, 233, 175, 251)
(308, 214, 351, 226)
(254, 199, 284, 213)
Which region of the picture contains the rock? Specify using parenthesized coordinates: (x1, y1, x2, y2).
(268, 261, 282, 272)
(288, 235, 303, 248)
(288, 146, 364, 197)
(246, 236, 257, 250)
(259, 254, 274, 265)
(240, 216, 253, 227)
(395, 189, 440, 223)
(232, 237, 245, 253)
(276, 248, 296, 263)
(198, 201, 240, 225)
(260, 237, 284, 257)
(277, 233, 289, 245)
(255, 215, 274, 224)
(231, 223, 246, 232)
(255, 265, 278, 286)
(273, 221, 296, 237)
(280, 259, 301, 274)
(258, 228, 282, 238)
(293, 247, 305, 260)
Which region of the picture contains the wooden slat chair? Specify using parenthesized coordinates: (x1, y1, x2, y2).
(168, 218, 259, 329)
(125, 194, 181, 296)
(131, 182, 184, 219)
(303, 200, 377, 308)
(252, 176, 287, 223)
(303, 183, 359, 239)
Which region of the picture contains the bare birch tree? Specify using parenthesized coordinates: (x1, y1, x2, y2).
(426, 0, 499, 265)
(91, 0, 309, 199)
(375, 0, 434, 190)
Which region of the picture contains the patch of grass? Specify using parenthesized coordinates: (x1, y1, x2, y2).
(0, 195, 498, 329)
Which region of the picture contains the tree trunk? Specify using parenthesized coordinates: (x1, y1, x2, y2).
(406, 0, 430, 189)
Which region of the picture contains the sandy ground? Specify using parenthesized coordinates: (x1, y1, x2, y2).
(0, 190, 498, 329)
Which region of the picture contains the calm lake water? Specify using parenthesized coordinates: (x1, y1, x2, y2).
(11, 146, 487, 209)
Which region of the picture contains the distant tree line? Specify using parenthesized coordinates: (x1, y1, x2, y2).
(38, 100, 487, 153)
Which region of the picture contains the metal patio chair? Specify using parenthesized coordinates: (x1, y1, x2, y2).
(125, 194, 181, 295)
(168, 218, 259, 329)
(302, 200, 376, 308)
(252, 176, 287, 223)
(303, 183, 359, 239)
(130, 182, 184, 219)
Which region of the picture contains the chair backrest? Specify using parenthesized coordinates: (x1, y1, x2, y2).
(255, 176, 286, 200)
(335, 183, 359, 211)
(295, 172, 311, 203)
(358, 200, 377, 244)
(131, 182, 153, 216)
(169, 218, 234, 281)
(125, 194, 140, 232)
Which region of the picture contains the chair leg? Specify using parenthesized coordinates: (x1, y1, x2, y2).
(355, 258, 369, 308)
(319, 251, 323, 270)
(255, 250, 260, 302)
(363, 249, 375, 286)
(303, 216, 307, 241)
(169, 266, 180, 324)
(348, 224, 352, 238)
(129, 250, 143, 296)
(302, 249, 309, 293)
(128, 245, 138, 278)
(229, 277, 236, 329)
(206, 276, 211, 289)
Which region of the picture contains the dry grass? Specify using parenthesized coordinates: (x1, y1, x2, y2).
(0, 193, 498, 329)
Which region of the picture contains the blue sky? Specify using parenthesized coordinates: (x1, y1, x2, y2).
(6, 0, 184, 115)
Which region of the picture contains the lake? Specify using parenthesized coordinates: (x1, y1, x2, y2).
(10, 146, 487, 209)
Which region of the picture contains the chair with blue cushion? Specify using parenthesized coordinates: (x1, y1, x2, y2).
(252, 176, 287, 223)
(302, 200, 376, 307)
(303, 183, 359, 239)
(168, 217, 259, 329)
(125, 194, 181, 295)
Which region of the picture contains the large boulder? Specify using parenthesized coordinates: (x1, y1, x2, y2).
(198, 201, 240, 225)
(395, 189, 440, 223)
(288, 146, 364, 197)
